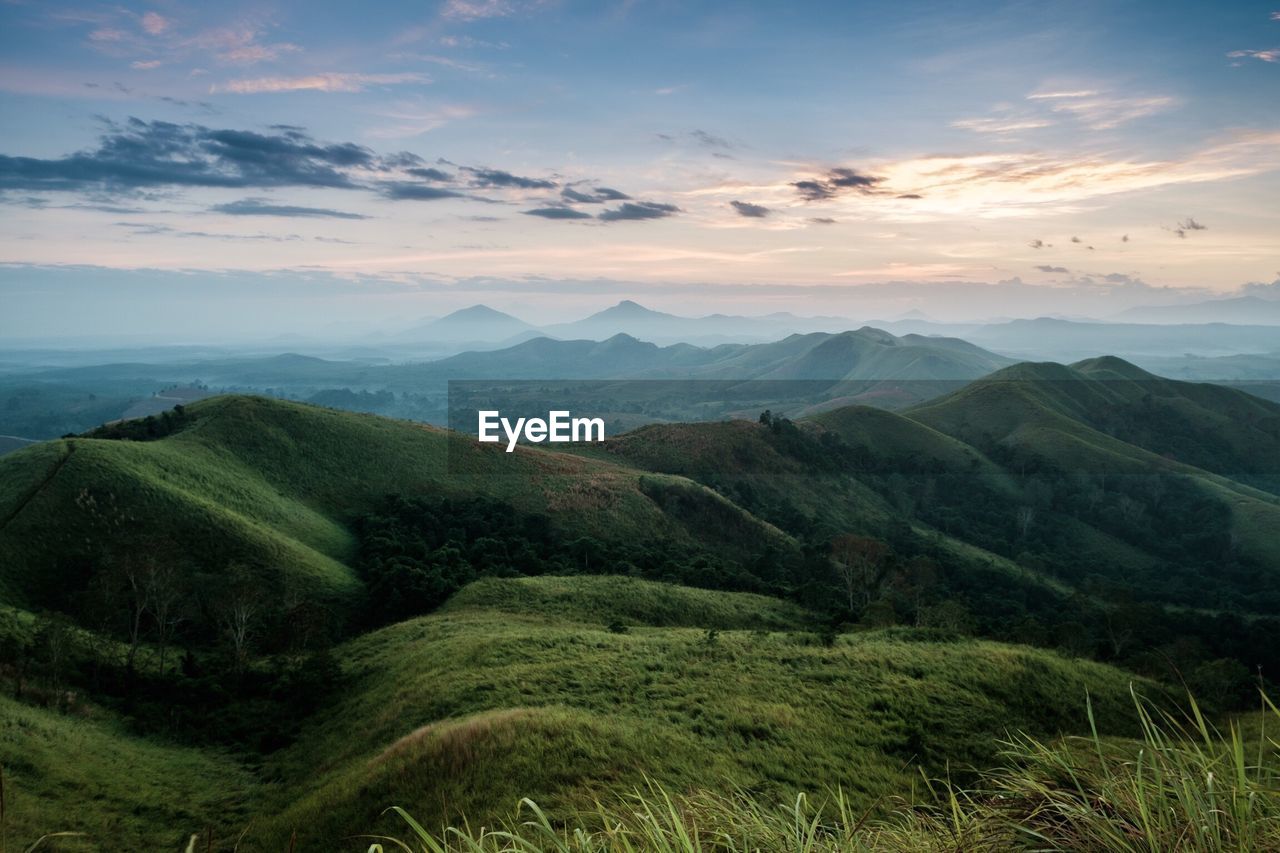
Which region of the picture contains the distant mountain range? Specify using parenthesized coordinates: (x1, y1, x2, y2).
(1115, 295, 1280, 325)
(393, 300, 862, 348)
(390, 300, 1280, 363)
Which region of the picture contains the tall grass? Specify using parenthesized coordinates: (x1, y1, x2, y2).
(368, 689, 1280, 852)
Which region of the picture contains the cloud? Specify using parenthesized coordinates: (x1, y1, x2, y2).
(808, 217, 837, 224)
(792, 167, 884, 201)
(1035, 265, 1069, 273)
(729, 200, 770, 218)
(130, 59, 163, 70)
(1169, 217, 1208, 238)
(440, 0, 538, 21)
(407, 167, 453, 181)
(1028, 239, 1045, 249)
(211, 198, 370, 219)
(522, 206, 592, 220)
(185, 26, 302, 66)
(598, 201, 679, 222)
(952, 117, 1052, 134)
(1227, 48, 1280, 63)
(1027, 89, 1174, 129)
(0, 118, 381, 193)
(381, 183, 467, 200)
(140, 12, 172, 35)
(212, 73, 428, 94)
(691, 129, 733, 149)
(858, 131, 1280, 220)
(1027, 90, 1100, 100)
(561, 186, 630, 204)
(462, 167, 556, 190)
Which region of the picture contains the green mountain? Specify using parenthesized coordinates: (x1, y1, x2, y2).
(0, 362, 1275, 849)
(0, 395, 787, 612)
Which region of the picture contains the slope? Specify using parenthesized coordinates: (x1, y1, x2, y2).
(0, 395, 793, 612)
(248, 575, 1150, 851)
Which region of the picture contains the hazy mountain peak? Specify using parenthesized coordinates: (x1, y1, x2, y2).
(439, 304, 528, 323)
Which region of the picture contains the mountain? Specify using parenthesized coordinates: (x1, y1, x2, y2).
(394, 304, 536, 343)
(425, 327, 1015, 416)
(542, 300, 856, 344)
(2, 368, 1276, 846)
(1116, 295, 1280, 325)
(958, 318, 1280, 361)
(0, 395, 784, 610)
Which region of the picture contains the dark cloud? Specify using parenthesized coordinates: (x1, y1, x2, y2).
(1070, 236, 1082, 243)
(0, 118, 380, 194)
(462, 167, 556, 190)
(809, 217, 837, 224)
(406, 166, 453, 182)
(730, 200, 770, 218)
(381, 183, 467, 201)
(561, 185, 631, 204)
(897, 193, 922, 199)
(1170, 217, 1207, 239)
(598, 201, 679, 222)
(1121, 234, 1129, 242)
(1035, 265, 1069, 273)
(211, 198, 370, 219)
(792, 167, 884, 201)
(1028, 239, 1045, 249)
(522, 206, 592, 220)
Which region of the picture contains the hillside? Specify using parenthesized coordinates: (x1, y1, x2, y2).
(0, 377, 1274, 849)
(0, 395, 792, 612)
(590, 358, 1280, 622)
(0, 575, 1152, 850)
(250, 576, 1149, 849)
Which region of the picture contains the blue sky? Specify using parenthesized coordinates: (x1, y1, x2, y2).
(1, 0, 1278, 334)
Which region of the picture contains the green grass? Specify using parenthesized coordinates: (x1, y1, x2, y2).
(0, 694, 255, 852)
(246, 576, 1150, 850)
(372, 692, 1280, 852)
(441, 576, 813, 630)
(0, 396, 792, 611)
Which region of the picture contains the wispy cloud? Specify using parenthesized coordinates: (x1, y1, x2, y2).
(523, 206, 593, 220)
(951, 117, 1052, 134)
(1227, 48, 1279, 64)
(212, 73, 429, 94)
(365, 102, 478, 138)
(139, 12, 172, 36)
(1027, 88, 1174, 129)
(211, 198, 371, 219)
(598, 201, 680, 222)
(441, 0, 520, 21)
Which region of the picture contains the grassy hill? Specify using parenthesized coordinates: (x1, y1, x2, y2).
(0, 395, 792, 612)
(0, 693, 256, 850)
(0, 366, 1275, 850)
(247, 576, 1149, 850)
(0, 575, 1154, 851)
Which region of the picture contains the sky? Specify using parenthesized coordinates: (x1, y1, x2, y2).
(1, 0, 1279, 338)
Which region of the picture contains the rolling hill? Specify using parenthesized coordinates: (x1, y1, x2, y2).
(0, 395, 790, 612)
(0, 363, 1276, 849)
(0, 575, 1152, 851)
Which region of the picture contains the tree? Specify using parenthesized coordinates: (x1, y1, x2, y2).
(216, 565, 263, 677)
(830, 534, 891, 613)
